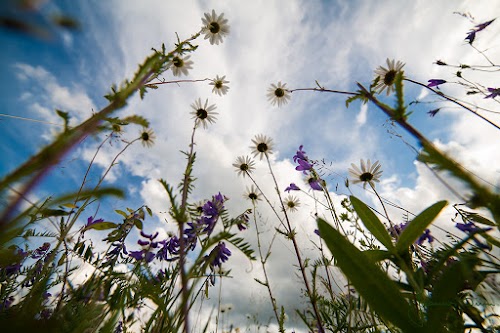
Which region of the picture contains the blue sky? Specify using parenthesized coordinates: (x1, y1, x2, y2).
(1, 1, 499, 331)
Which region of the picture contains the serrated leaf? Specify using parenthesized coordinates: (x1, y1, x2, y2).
(350, 196, 394, 250)
(396, 201, 447, 253)
(317, 218, 420, 332)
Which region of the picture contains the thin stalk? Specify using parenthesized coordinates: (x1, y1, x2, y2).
(264, 154, 324, 332)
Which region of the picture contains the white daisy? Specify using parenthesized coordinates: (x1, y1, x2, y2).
(373, 58, 405, 95)
(244, 185, 261, 202)
(169, 55, 193, 77)
(209, 75, 230, 96)
(267, 81, 291, 107)
(190, 98, 218, 129)
(348, 159, 383, 189)
(232, 155, 256, 178)
(283, 195, 300, 212)
(250, 134, 274, 160)
(201, 10, 230, 45)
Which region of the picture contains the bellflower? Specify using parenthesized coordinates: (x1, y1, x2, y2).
(285, 183, 300, 193)
(485, 87, 500, 99)
(427, 79, 446, 88)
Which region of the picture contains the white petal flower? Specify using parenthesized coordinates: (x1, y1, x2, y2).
(267, 81, 291, 107)
(232, 155, 255, 177)
(348, 159, 383, 189)
(190, 98, 218, 129)
(373, 58, 405, 95)
(201, 10, 230, 45)
(169, 55, 193, 77)
(283, 195, 300, 212)
(250, 134, 274, 160)
(209, 75, 230, 96)
(244, 185, 261, 202)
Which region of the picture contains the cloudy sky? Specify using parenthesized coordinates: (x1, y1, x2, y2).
(1, 0, 499, 332)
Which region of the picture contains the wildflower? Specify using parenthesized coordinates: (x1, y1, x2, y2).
(168, 55, 193, 76)
(373, 58, 405, 95)
(244, 184, 261, 202)
(201, 10, 230, 45)
(139, 128, 156, 148)
(428, 108, 440, 117)
(156, 236, 180, 261)
(427, 79, 447, 88)
(85, 216, 104, 228)
(348, 159, 383, 189)
(235, 209, 250, 231)
(232, 155, 256, 177)
(485, 87, 500, 99)
(190, 98, 218, 129)
(209, 75, 230, 95)
(388, 222, 407, 238)
(455, 222, 492, 249)
(416, 229, 434, 245)
(465, 30, 476, 44)
(207, 241, 231, 268)
(250, 134, 274, 160)
(32, 242, 51, 259)
(267, 81, 291, 107)
(285, 183, 300, 193)
(283, 195, 300, 212)
(130, 231, 159, 263)
(307, 176, 323, 191)
(200, 193, 226, 235)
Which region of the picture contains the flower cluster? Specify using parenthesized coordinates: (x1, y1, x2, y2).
(455, 222, 492, 249)
(206, 241, 231, 268)
(185, 193, 227, 249)
(388, 222, 433, 245)
(129, 231, 159, 263)
(156, 235, 180, 262)
(291, 145, 323, 191)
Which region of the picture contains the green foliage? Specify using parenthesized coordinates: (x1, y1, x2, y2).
(317, 218, 421, 332)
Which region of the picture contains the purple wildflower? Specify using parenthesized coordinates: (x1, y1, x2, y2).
(308, 177, 323, 191)
(455, 222, 492, 250)
(465, 30, 476, 44)
(475, 19, 495, 32)
(485, 87, 500, 99)
(427, 79, 447, 88)
(85, 216, 104, 228)
(293, 145, 314, 175)
(129, 250, 155, 263)
(285, 183, 300, 193)
(129, 231, 159, 262)
(296, 159, 313, 174)
(293, 145, 308, 163)
(428, 108, 440, 117)
(208, 242, 231, 268)
(156, 236, 180, 261)
(32, 242, 51, 259)
(388, 222, 407, 238)
(416, 229, 434, 245)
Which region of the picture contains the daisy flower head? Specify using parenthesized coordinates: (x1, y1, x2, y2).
(210, 75, 230, 96)
(283, 195, 300, 212)
(168, 55, 193, 77)
(267, 81, 291, 107)
(201, 10, 230, 45)
(232, 155, 256, 178)
(139, 128, 156, 148)
(190, 98, 218, 129)
(244, 184, 261, 202)
(250, 134, 274, 160)
(373, 58, 405, 95)
(348, 159, 383, 189)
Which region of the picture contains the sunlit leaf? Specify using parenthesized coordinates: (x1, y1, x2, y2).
(350, 196, 394, 250)
(396, 200, 447, 253)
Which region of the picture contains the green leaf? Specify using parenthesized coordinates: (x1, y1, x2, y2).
(115, 209, 128, 218)
(350, 196, 394, 250)
(317, 218, 421, 332)
(84, 221, 117, 231)
(363, 249, 391, 262)
(396, 200, 447, 253)
(424, 256, 479, 332)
